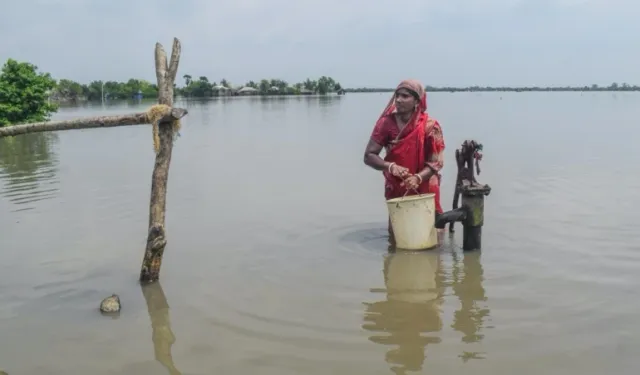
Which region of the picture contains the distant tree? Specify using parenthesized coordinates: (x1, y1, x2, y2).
(183, 74, 192, 87)
(303, 78, 317, 91)
(55, 79, 84, 100)
(85, 80, 104, 100)
(258, 79, 270, 94)
(316, 76, 336, 95)
(0, 59, 58, 126)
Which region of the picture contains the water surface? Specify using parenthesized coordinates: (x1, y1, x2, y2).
(1, 92, 639, 374)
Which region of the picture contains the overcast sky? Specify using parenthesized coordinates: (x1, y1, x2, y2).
(1, 0, 637, 88)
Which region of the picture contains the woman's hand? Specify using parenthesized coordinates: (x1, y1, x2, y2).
(401, 174, 422, 190)
(389, 163, 409, 178)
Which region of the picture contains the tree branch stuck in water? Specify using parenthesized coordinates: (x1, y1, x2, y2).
(139, 38, 182, 284)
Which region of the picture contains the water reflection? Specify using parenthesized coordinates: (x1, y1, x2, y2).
(141, 282, 183, 375)
(181, 97, 217, 108)
(450, 250, 490, 362)
(363, 247, 491, 373)
(362, 251, 444, 374)
(0, 132, 60, 211)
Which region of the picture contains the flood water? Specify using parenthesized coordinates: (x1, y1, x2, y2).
(1, 92, 639, 374)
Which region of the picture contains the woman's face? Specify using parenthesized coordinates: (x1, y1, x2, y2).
(394, 88, 418, 114)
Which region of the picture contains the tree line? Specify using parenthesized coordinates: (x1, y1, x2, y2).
(2, 56, 640, 127)
(52, 75, 345, 101)
(347, 83, 640, 93)
(179, 75, 344, 97)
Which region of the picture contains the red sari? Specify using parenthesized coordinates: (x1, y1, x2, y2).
(370, 81, 445, 214)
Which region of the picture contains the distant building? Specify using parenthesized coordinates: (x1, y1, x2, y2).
(213, 85, 231, 96)
(236, 86, 259, 96)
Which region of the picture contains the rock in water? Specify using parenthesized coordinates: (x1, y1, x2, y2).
(99, 294, 121, 313)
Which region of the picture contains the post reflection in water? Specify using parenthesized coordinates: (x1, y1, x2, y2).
(362, 244, 490, 374)
(141, 282, 183, 375)
(362, 250, 445, 374)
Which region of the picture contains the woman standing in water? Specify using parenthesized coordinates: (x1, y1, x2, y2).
(363, 80, 445, 238)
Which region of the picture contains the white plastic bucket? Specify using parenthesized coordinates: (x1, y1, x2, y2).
(386, 193, 437, 250)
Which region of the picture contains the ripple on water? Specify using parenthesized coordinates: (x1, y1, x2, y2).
(182, 219, 397, 357)
(1, 255, 136, 323)
(0, 133, 60, 212)
(184, 216, 484, 372)
(90, 182, 146, 221)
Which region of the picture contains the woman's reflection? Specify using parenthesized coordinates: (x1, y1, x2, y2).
(450, 250, 490, 362)
(362, 250, 445, 374)
(141, 282, 183, 375)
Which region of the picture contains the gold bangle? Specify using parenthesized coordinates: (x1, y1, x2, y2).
(415, 174, 423, 184)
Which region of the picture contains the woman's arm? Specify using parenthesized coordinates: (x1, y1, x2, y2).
(416, 120, 445, 182)
(365, 139, 409, 177)
(364, 117, 392, 170)
(364, 117, 409, 177)
(364, 138, 391, 171)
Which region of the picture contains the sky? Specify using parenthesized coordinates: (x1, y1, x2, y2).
(0, 0, 638, 88)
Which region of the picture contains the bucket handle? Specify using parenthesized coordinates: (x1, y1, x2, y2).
(402, 187, 421, 198)
(395, 187, 421, 208)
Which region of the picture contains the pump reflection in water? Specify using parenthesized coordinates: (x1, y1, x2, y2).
(450, 249, 491, 362)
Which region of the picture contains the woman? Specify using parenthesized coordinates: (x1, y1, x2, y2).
(363, 79, 445, 238)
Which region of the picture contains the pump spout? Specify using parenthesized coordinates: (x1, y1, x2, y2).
(435, 207, 467, 229)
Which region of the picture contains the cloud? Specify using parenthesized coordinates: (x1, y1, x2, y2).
(0, 0, 638, 87)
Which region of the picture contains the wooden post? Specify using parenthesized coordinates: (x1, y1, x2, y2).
(140, 38, 182, 283)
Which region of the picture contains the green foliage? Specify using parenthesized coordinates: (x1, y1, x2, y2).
(181, 76, 215, 97)
(56, 79, 84, 99)
(0, 59, 58, 126)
